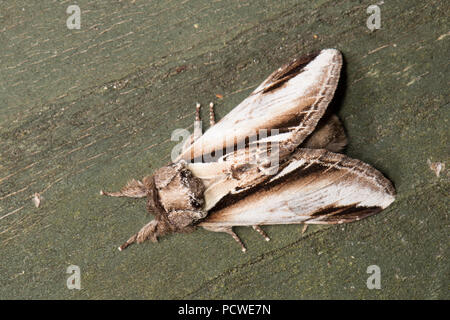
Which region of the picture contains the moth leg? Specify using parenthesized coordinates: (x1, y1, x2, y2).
(301, 224, 308, 234)
(209, 102, 216, 126)
(181, 103, 203, 153)
(226, 227, 247, 253)
(252, 225, 270, 242)
(118, 220, 159, 251)
(202, 225, 247, 252)
(194, 102, 203, 140)
(100, 179, 147, 198)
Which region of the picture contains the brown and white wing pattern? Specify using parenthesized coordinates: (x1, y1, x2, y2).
(186, 115, 347, 212)
(199, 149, 395, 229)
(178, 49, 343, 162)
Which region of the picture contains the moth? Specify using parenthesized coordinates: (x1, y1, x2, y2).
(101, 49, 395, 252)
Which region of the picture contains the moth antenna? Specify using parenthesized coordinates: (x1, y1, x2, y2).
(252, 225, 270, 242)
(301, 224, 308, 234)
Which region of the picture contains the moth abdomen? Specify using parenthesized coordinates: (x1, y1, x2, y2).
(301, 114, 348, 152)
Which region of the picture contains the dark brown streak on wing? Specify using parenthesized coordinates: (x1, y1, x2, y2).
(261, 52, 320, 94)
(305, 204, 383, 224)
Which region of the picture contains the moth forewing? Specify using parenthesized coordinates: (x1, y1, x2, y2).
(199, 149, 395, 229)
(177, 49, 343, 163)
(176, 49, 345, 214)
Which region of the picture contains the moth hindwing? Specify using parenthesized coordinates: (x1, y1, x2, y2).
(101, 48, 395, 252)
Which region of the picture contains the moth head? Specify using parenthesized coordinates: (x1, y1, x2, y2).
(119, 162, 206, 251)
(142, 161, 206, 237)
(152, 161, 205, 214)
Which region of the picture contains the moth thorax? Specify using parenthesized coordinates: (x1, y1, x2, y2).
(153, 161, 205, 213)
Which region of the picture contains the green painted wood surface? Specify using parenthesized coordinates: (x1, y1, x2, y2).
(0, 0, 448, 299)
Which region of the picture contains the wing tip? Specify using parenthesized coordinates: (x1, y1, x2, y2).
(320, 48, 342, 60)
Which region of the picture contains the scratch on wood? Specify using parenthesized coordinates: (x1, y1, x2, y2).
(0, 186, 29, 201)
(0, 162, 37, 184)
(79, 152, 106, 164)
(437, 31, 450, 41)
(366, 44, 392, 56)
(0, 206, 24, 221)
(65, 140, 97, 156)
